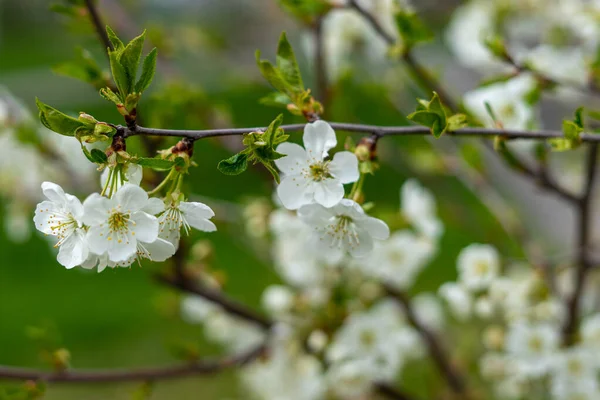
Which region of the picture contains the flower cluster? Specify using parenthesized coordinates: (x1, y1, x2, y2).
(274, 120, 390, 258)
(183, 179, 445, 399)
(437, 244, 600, 399)
(33, 177, 216, 272)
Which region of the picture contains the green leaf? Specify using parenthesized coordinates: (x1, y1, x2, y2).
(217, 153, 248, 175)
(120, 30, 146, 86)
(90, 148, 108, 164)
(563, 120, 582, 141)
(574, 107, 584, 128)
(549, 138, 578, 152)
(259, 92, 293, 108)
(135, 48, 157, 93)
(263, 114, 284, 148)
(278, 0, 331, 23)
(256, 51, 294, 94)
(106, 25, 124, 52)
(407, 110, 445, 138)
(135, 157, 175, 171)
(447, 113, 468, 131)
(276, 32, 304, 92)
(53, 47, 105, 88)
(100, 87, 122, 105)
(262, 160, 281, 183)
(108, 50, 130, 98)
(394, 10, 433, 49)
(36, 98, 89, 137)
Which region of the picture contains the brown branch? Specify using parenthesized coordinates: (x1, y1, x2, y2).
(156, 274, 272, 329)
(83, 0, 113, 53)
(562, 143, 599, 346)
(121, 122, 600, 143)
(0, 344, 265, 383)
(375, 382, 419, 400)
(383, 284, 468, 396)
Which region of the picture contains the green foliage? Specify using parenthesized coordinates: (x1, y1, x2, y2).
(483, 35, 509, 61)
(53, 47, 108, 90)
(550, 107, 584, 151)
(217, 114, 289, 182)
(135, 156, 179, 171)
(278, 0, 331, 24)
(257, 32, 322, 118)
(36, 98, 91, 137)
(407, 92, 466, 138)
(394, 10, 433, 51)
(102, 27, 158, 116)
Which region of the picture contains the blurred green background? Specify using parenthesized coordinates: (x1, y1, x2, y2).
(0, 1, 523, 398)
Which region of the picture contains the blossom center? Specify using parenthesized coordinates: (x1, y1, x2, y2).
(527, 335, 543, 352)
(474, 260, 489, 275)
(307, 161, 332, 182)
(107, 209, 132, 243)
(323, 215, 360, 249)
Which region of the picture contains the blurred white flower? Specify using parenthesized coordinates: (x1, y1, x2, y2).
(550, 348, 598, 400)
(504, 321, 559, 378)
(298, 199, 390, 257)
(412, 293, 445, 331)
(358, 230, 436, 289)
(262, 285, 295, 317)
(275, 120, 359, 210)
(463, 74, 537, 130)
(401, 179, 443, 239)
(457, 244, 500, 291)
(581, 313, 600, 349)
(439, 282, 472, 321)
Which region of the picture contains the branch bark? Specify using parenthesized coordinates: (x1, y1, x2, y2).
(0, 344, 265, 383)
(383, 284, 467, 396)
(562, 143, 599, 345)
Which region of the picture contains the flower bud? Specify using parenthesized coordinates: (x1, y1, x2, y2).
(78, 112, 97, 125)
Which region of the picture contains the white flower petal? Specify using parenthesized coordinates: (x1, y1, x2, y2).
(41, 181, 67, 204)
(329, 151, 359, 184)
(82, 193, 111, 226)
(347, 226, 374, 257)
(313, 179, 344, 208)
(114, 183, 148, 213)
(33, 201, 60, 235)
(180, 201, 215, 220)
(65, 194, 84, 221)
(57, 231, 88, 269)
(130, 212, 158, 243)
(277, 175, 314, 210)
(106, 233, 137, 262)
(142, 238, 176, 262)
(274, 142, 310, 175)
(143, 197, 165, 215)
(303, 120, 337, 160)
(125, 164, 143, 185)
(298, 203, 332, 227)
(86, 225, 111, 255)
(361, 216, 390, 240)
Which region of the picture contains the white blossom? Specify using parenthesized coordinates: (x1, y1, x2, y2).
(457, 244, 500, 291)
(157, 199, 217, 247)
(298, 199, 390, 257)
(33, 182, 88, 268)
(463, 74, 537, 130)
(401, 179, 443, 239)
(581, 313, 600, 349)
(262, 285, 295, 317)
(275, 120, 359, 210)
(504, 321, 559, 378)
(360, 231, 436, 289)
(439, 282, 472, 321)
(83, 183, 159, 263)
(550, 348, 598, 400)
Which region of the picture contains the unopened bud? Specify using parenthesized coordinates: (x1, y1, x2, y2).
(355, 136, 377, 161)
(94, 122, 116, 137)
(52, 348, 71, 371)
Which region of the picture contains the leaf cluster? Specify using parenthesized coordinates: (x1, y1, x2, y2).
(407, 92, 466, 138)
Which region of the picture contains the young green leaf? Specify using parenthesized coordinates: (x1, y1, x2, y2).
(276, 32, 304, 92)
(394, 11, 433, 49)
(53, 47, 105, 89)
(135, 48, 157, 93)
(108, 50, 130, 98)
(407, 92, 448, 138)
(120, 30, 146, 85)
(135, 157, 175, 171)
(217, 153, 248, 175)
(36, 98, 89, 137)
(90, 148, 108, 164)
(260, 92, 293, 108)
(99, 87, 122, 105)
(106, 26, 124, 52)
(256, 51, 294, 95)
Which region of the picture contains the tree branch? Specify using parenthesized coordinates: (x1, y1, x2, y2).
(383, 284, 467, 396)
(0, 344, 265, 383)
(156, 274, 272, 329)
(562, 143, 599, 345)
(83, 0, 113, 54)
(121, 122, 600, 143)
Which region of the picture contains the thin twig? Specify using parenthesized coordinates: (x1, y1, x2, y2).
(83, 0, 113, 53)
(156, 274, 272, 329)
(122, 122, 600, 143)
(383, 284, 467, 396)
(375, 383, 419, 400)
(0, 344, 265, 383)
(562, 143, 599, 345)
